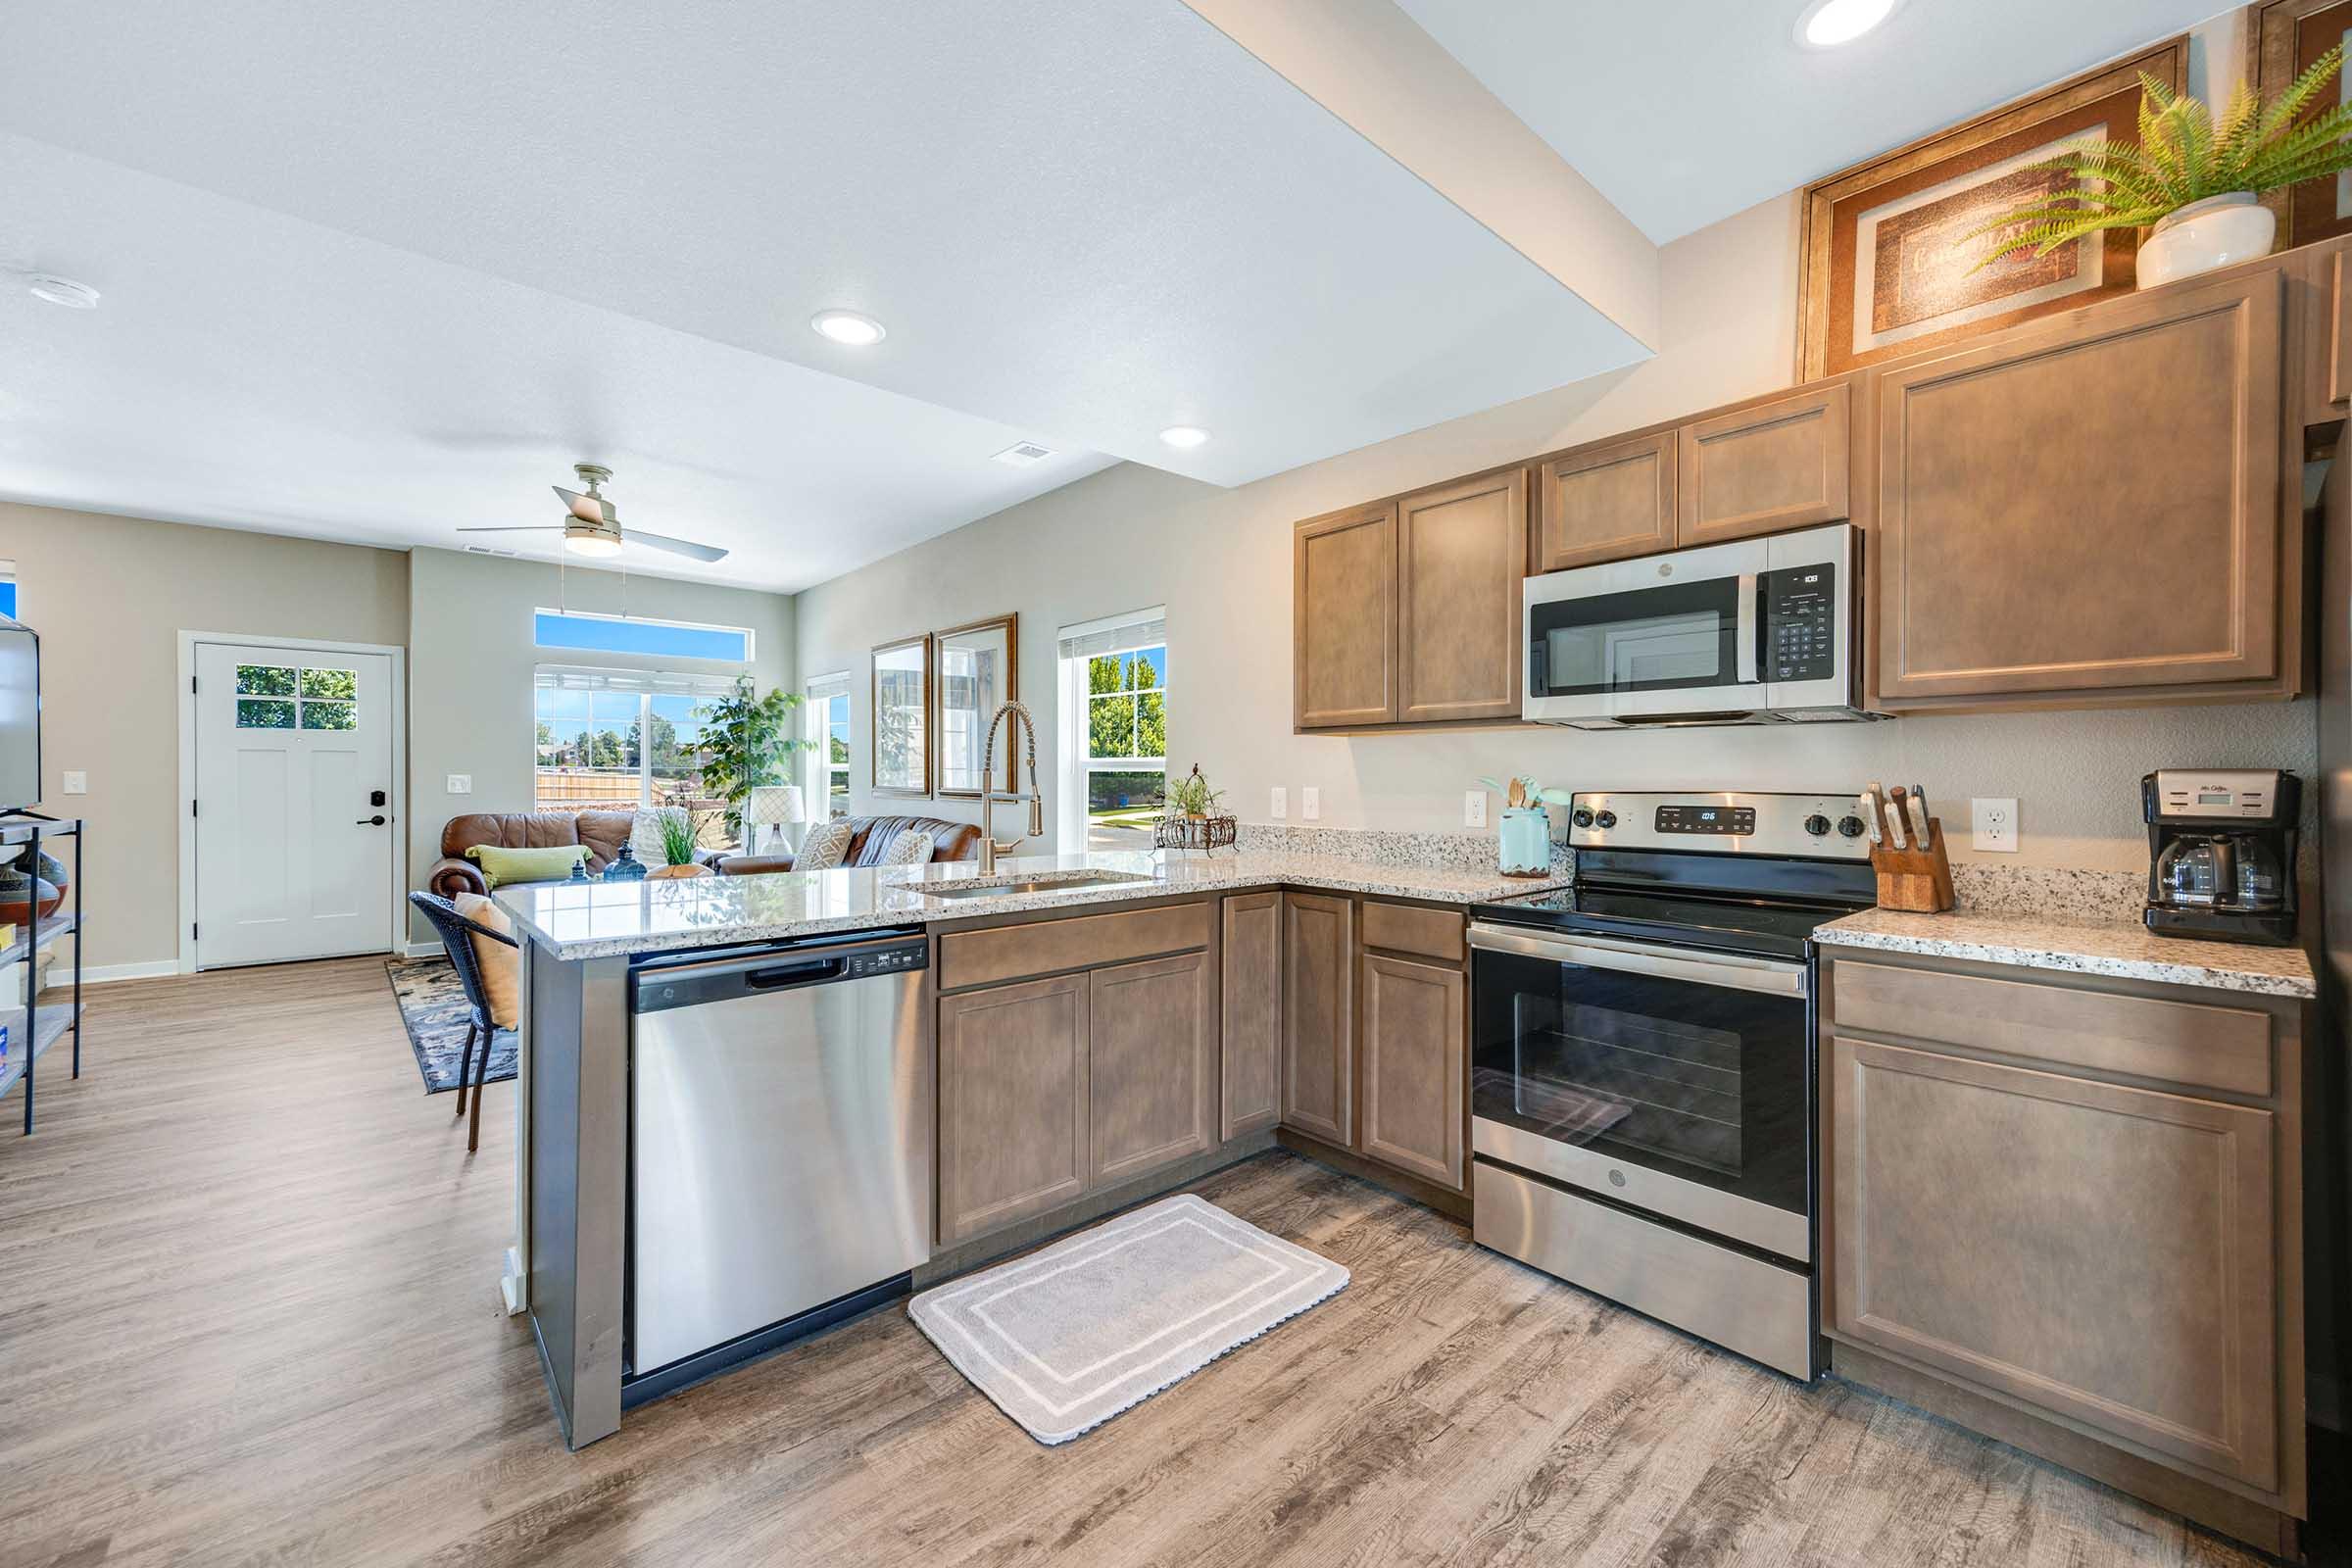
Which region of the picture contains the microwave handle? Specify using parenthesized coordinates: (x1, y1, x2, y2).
(1737, 571, 1759, 685)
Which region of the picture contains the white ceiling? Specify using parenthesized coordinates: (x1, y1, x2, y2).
(0, 0, 1652, 588)
(1395, 0, 2230, 243)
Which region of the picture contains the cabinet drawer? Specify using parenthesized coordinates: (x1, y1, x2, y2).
(939, 900, 1214, 992)
(1831, 956, 2273, 1097)
(1359, 900, 1465, 962)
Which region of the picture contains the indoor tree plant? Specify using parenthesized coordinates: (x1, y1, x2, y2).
(1963, 46, 2352, 289)
(696, 677, 811, 840)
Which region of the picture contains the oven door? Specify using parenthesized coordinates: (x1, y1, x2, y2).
(1522, 536, 1767, 723)
(1468, 923, 1812, 1262)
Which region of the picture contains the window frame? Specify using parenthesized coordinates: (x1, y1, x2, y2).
(805, 671, 853, 821)
(532, 665, 738, 813)
(532, 607, 757, 663)
(1054, 610, 1168, 853)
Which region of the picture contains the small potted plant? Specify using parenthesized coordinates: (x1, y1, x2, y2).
(1158, 764, 1237, 855)
(1963, 46, 2352, 291)
(1166, 764, 1226, 820)
(646, 808, 707, 881)
(1478, 775, 1572, 878)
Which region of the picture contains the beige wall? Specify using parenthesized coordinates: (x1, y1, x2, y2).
(405, 547, 795, 944)
(795, 190, 2318, 872)
(0, 503, 411, 971)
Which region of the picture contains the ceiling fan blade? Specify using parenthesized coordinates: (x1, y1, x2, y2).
(621, 528, 729, 564)
(553, 484, 613, 525)
(456, 525, 563, 533)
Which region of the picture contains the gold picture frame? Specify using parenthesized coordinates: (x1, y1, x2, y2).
(2253, 0, 2352, 246)
(930, 613, 1017, 800)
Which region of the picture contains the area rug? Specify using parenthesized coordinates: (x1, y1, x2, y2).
(909, 1194, 1348, 1445)
(383, 958, 515, 1096)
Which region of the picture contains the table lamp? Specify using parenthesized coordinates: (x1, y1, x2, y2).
(744, 784, 808, 856)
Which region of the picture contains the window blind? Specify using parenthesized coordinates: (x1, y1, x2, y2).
(1056, 607, 1166, 662)
(534, 664, 741, 699)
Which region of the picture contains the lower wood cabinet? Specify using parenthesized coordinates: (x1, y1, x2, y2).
(1358, 953, 1465, 1189)
(937, 972, 1089, 1245)
(1088, 950, 1216, 1187)
(1220, 891, 1283, 1139)
(1279, 892, 1354, 1146)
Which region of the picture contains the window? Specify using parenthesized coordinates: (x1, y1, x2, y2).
(806, 672, 852, 820)
(235, 662, 358, 730)
(0, 560, 17, 619)
(1055, 608, 1166, 851)
(532, 666, 741, 840)
(533, 609, 755, 663)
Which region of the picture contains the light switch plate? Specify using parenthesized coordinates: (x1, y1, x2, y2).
(1971, 797, 2019, 853)
(1270, 786, 1288, 820)
(1464, 789, 1487, 828)
(447, 774, 473, 795)
(1301, 786, 1321, 822)
(60, 770, 86, 795)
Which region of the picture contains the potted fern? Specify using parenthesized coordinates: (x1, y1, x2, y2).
(1964, 46, 2352, 290)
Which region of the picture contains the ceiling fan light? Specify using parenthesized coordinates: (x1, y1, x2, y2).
(564, 531, 624, 559)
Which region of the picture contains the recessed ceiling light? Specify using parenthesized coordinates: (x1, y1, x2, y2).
(25, 273, 100, 310)
(810, 309, 886, 347)
(1795, 0, 1897, 48)
(1158, 426, 1209, 449)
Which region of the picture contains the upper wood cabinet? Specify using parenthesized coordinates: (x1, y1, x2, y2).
(1279, 892, 1353, 1146)
(1294, 502, 1397, 728)
(1397, 468, 1527, 722)
(1679, 379, 1856, 548)
(1087, 951, 1217, 1188)
(2297, 238, 2352, 428)
(1220, 892, 1283, 1141)
(1358, 952, 1466, 1191)
(937, 972, 1090, 1245)
(1534, 431, 1676, 571)
(1872, 267, 2287, 710)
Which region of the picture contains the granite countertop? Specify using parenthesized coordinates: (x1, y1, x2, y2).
(1814, 906, 2316, 999)
(495, 849, 1570, 960)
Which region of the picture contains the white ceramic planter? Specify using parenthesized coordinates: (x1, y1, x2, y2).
(2136, 191, 2277, 290)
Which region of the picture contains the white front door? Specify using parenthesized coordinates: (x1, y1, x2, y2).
(194, 642, 396, 968)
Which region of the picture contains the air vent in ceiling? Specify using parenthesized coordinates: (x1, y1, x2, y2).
(990, 442, 1054, 467)
(465, 544, 521, 558)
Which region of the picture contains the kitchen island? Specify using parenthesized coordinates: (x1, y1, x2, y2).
(496, 848, 1567, 1447)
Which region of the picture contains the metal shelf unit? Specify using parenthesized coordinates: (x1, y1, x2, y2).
(0, 814, 84, 1135)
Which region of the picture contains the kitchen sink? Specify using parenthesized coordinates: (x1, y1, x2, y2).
(914, 869, 1156, 901)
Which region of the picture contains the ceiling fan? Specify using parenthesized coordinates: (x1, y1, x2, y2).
(458, 464, 729, 564)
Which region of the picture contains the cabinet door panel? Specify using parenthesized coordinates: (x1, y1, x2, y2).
(1829, 1036, 2278, 1488)
(1280, 892, 1354, 1145)
(1295, 504, 1397, 728)
(1088, 951, 1217, 1187)
(938, 974, 1088, 1244)
(1397, 469, 1527, 721)
(1359, 954, 1465, 1190)
(1679, 381, 1852, 547)
(1221, 892, 1283, 1139)
(1535, 432, 1678, 571)
(1874, 269, 2282, 704)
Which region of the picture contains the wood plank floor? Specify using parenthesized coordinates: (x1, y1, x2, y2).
(0, 957, 2321, 1566)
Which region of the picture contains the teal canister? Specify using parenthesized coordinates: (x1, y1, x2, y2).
(1498, 806, 1551, 877)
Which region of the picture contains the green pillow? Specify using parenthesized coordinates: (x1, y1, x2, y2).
(465, 842, 590, 889)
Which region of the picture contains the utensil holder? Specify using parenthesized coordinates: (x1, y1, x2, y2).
(1871, 817, 1956, 913)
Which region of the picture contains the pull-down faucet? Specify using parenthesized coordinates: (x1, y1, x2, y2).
(977, 699, 1044, 874)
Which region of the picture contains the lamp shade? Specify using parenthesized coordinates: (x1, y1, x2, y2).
(744, 784, 807, 827)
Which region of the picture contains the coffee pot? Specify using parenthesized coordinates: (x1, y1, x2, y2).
(2142, 770, 2299, 946)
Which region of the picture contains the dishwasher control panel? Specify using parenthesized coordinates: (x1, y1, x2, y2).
(848, 943, 928, 978)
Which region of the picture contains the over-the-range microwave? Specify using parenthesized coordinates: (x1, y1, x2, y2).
(1522, 521, 1876, 729)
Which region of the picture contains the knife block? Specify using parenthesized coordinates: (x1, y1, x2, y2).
(1871, 817, 1956, 913)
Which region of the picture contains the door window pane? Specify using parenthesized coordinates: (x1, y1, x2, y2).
(236, 664, 298, 697)
(299, 701, 357, 730)
(300, 666, 358, 700)
(236, 699, 296, 728)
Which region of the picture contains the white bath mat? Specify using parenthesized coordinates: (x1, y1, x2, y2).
(908, 1193, 1348, 1445)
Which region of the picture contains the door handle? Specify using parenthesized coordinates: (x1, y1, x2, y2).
(357, 815, 387, 826)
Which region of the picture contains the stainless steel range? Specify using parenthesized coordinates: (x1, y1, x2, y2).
(1467, 791, 1875, 1379)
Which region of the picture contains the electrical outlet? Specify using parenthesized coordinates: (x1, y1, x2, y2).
(1270, 786, 1288, 820)
(1464, 789, 1488, 828)
(447, 774, 473, 795)
(1300, 786, 1321, 822)
(1971, 797, 2019, 853)
(60, 770, 86, 795)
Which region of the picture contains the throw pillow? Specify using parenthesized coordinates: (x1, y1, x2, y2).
(875, 830, 935, 867)
(795, 819, 856, 871)
(465, 842, 589, 890)
(452, 891, 521, 1029)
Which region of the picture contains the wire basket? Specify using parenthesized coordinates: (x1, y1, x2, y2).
(1154, 813, 1238, 855)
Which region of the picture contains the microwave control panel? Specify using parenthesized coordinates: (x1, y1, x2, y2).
(1765, 564, 1837, 682)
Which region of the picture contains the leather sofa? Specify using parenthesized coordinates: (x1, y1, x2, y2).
(427, 808, 717, 899)
(718, 814, 983, 874)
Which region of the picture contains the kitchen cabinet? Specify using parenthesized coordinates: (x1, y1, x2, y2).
(1279, 892, 1353, 1145)
(1220, 891, 1283, 1139)
(1087, 950, 1217, 1187)
(937, 972, 1090, 1245)
(1678, 379, 1856, 547)
(1871, 265, 2292, 710)
(2296, 237, 2352, 428)
(1821, 949, 2306, 1545)
(1533, 431, 1677, 571)
(1294, 502, 1397, 728)
(1397, 468, 1527, 722)
(1357, 953, 1465, 1189)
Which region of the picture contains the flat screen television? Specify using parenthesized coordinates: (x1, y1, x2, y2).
(0, 615, 38, 816)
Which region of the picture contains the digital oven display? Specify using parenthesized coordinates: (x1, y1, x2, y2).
(1653, 805, 1756, 836)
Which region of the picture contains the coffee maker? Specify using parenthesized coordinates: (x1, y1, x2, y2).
(2141, 769, 2300, 946)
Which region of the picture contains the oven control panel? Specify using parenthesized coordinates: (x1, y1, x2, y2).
(1653, 804, 1755, 837)
(1764, 564, 1838, 683)
(1568, 791, 1872, 859)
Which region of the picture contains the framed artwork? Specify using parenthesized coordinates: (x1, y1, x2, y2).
(1796, 37, 2189, 380)
(931, 613, 1017, 799)
(2255, 0, 2352, 245)
(870, 635, 932, 798)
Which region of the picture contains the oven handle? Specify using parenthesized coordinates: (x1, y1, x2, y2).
(1468, 922, 1804, 998)
(1736, 570, 1759, 686)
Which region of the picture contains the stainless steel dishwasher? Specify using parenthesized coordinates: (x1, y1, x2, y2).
(626, 927, 931, 1395)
